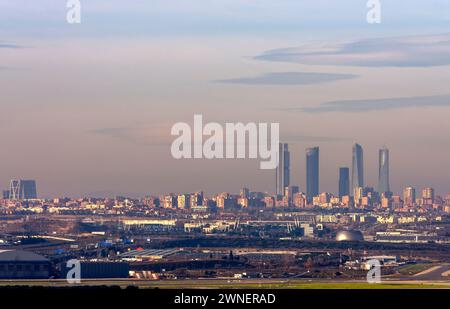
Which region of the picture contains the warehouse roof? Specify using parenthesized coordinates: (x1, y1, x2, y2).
(119, 248, 180, 259)
(0, 250, 49, 262)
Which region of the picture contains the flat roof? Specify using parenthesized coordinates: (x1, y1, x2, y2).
(119, 248, 180, 258)
(0, 250, 49, 262)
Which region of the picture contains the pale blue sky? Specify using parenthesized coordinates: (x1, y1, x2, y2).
(1, 0, 450, 38)
(1, 1, 450, 197)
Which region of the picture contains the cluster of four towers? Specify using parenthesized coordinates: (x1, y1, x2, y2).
(275, 143, 390, 200)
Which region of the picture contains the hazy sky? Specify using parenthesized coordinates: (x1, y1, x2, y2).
(1, 1, 450, 197)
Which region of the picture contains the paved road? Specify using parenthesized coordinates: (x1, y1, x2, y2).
(412, 264, 450, 281)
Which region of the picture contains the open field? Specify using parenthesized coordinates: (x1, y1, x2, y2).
(0, 279, 449, 289)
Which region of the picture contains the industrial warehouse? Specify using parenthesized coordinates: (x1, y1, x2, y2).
(0, 250, 50, 279)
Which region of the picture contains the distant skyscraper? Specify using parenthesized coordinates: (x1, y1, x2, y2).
(351, 143, 364, 195)
(284, 185, 299, 200)
(276, 143, 290, 195)
(240, 188, 249, 199)
(190, 191, 204, 207)
(338, 167, 350, 197)
(422, 187, 435, 201)
(306, 147, 319, 201)
(177, 194, 190, 209)
(403, 187, 416, 206)
(2, 190, 10, 199)
(378, 146, 390, 194)
(354, 186, 364, 202)
(9, 180, 37, 200)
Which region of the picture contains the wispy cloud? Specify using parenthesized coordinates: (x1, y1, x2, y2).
(296, 95, 450, 113)
(90, 127, 131, 139)
(0, 66, 27, 71)
(283, 133, 350, 142)
(216, 72, 357, 85)
(0, 42, 25, 49)
(89, 124, 171, 146)
(256, 34, 450, 67)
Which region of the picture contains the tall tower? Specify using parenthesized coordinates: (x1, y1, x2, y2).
(378, 146, 390, 194)
(9, 180, 37, 200)
(9, 180, 21, 200)
(351, 143, 364, 195)
(339, 167, 350, 197)
(306, 147, 319, 201)
(275, 143, 290, 195)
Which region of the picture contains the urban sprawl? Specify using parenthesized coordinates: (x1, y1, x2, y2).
(0, 143, 449, 285)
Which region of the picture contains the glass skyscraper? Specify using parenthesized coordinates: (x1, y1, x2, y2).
(378, 146, 390, 194)
(351, 143, 364, 195)
(276, 143, 290, 195)
(8, 179, 37, 200)
(306, 147, 319, 201)
(339, 167, 350, 197)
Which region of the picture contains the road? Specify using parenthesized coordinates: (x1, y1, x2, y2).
(412, 264, 450, 281)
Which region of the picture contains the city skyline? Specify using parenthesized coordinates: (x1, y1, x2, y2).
(3, 143, 447, 199)
(1, 176, 447, 204)
(1, 0, 450, 297)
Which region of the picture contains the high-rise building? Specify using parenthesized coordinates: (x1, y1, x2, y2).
(306, 147, 319, 201)
(2, 190, 9, 199)
(354, 186, 364, 203)
(263, 196, 275, 208)
(391, 195, 403, 210)
(284, 185, 299, 205)
(240, 188, 249, 199)
(422, 187, 435, 206)
(351, 143, 364, 195)
(292, 192, 307, 208)
(8, 180, 37, 200)
(162, 195, 177, 209)
(276, 143, 290, 195)
(190, 191, 204, 208)
(403, 187, 416, 206)
(177, 194, 191, 209)
(285, 185, 299, 197)
(422, 187, 435, 200)
(338, 167, 350, 197)
(378, 146, 390, 194)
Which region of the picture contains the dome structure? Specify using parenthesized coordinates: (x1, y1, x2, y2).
(336, 230, 364, 241)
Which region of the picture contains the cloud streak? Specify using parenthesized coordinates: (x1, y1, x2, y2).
(256, 34, 450, 67)
(0, 42, 25, 49)
(283, 133, 350, 142)
(216, 72, 357, 85)
(297, 95, 450, 113)
(89, 124, 171, 146)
